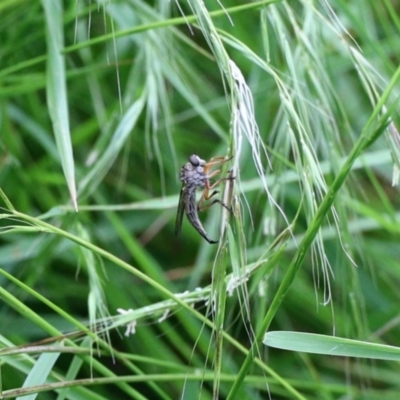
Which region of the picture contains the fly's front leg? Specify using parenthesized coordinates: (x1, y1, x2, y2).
(202, 155, 233, 187)
(203, 155, 233, 178)
(204, 155, 233, 168)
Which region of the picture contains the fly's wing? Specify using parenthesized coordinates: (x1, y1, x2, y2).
(175, 186, 185, 236)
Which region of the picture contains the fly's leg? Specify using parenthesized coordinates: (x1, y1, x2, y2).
(198, 174, 235, 213)
(204, 155, 233, 169)
(199, 197, 233, 213)
(206, 176, 234, 191)
(197, 189, 218, 211)
(198, 155, 235, 213)
(203, 155, 233, 182)
(203, 154, 234, 190)
(198, 172, 227, 206)
(198, 175, 235, 205)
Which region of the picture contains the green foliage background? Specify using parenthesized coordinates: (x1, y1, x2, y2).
(1, 0, 400, 399)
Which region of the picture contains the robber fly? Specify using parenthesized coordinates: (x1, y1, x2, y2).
(175, 154, 234, 244)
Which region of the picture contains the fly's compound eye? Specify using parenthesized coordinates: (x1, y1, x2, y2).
(189, 154, 200, 166)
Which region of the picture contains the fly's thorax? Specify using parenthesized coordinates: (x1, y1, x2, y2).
(180, 162, 206, 187)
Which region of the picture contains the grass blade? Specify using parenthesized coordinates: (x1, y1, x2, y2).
(264, 331, 400, 361)
(41, 0, 77, 210)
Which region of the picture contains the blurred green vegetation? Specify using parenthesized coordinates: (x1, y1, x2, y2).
(1, 0, 400, 399)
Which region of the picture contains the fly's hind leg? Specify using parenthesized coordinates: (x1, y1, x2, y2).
(203, 171, 236, 198)
(198, 175, 236, 213)
(198, 197, 233, 213)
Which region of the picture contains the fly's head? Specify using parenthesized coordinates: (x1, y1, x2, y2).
(188, 154, 206, 168)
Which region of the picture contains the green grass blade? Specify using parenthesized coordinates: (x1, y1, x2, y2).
(264, 331, 400, 361)
(17, 351, 61, 400)
(41, 0, 77, 209)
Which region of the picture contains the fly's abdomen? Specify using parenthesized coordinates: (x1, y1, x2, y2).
(185, 189, 217, 244)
